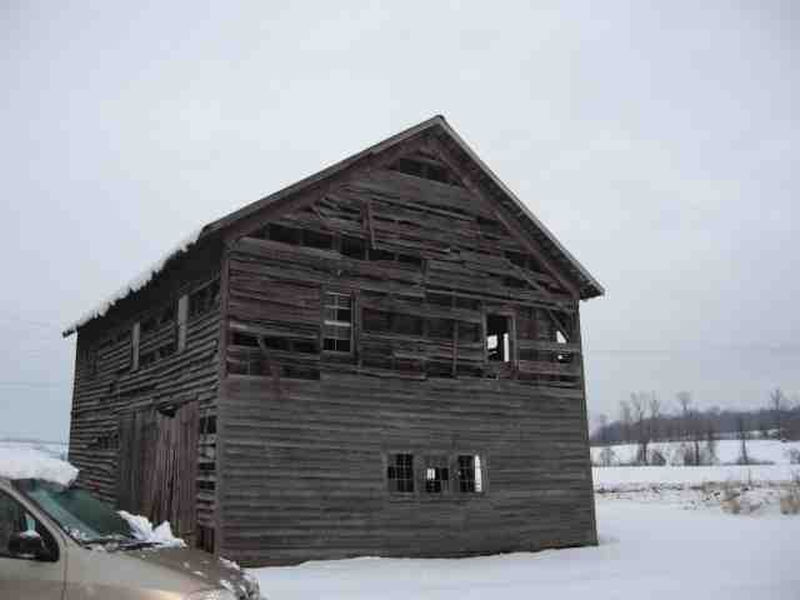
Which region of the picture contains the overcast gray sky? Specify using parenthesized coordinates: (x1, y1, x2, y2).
(1, 1, 797, 441)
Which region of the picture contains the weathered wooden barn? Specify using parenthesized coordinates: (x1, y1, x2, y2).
(63, 116, 604, 566)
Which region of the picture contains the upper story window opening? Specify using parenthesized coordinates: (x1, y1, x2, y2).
(323, 292, 352, 353)
(189, 280, 220, 319)
(486, 314, 512, 362)
(389, 157, 462, 187)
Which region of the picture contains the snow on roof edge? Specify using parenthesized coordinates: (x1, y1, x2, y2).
(62, 226, 205, 337)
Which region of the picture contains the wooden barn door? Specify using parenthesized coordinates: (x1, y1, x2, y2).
(117, 402, 199, 540)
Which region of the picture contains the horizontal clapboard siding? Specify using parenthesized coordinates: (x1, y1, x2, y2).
(218, 374, 594, 565)
(68, 240, 224, 533)
(217, 157, 596, 565)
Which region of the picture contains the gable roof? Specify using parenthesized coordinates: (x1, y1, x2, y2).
(63, 115, 603, 337)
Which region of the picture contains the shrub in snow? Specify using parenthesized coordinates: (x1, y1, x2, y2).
(720, 481, 742, 514)
(779, 476, 800, 515)
(649, 448, 667, 466)
(597, 447, 617, 467)
(779, 490, 800, 515)
(788, 448, 800, 465)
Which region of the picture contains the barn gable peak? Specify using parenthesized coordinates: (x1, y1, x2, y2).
(63, 116, 603, 337)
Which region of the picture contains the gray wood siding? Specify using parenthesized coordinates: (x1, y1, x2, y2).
(218, 154, 596, 565)
(68, 243, 224, 535)
(219, 375, 595, 565)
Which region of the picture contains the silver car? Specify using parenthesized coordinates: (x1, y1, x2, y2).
(0, 476, 262, 599)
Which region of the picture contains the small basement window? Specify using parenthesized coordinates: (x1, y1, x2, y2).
(486, 314, 511, 362)
(323, 292, 352, 352)
(457, 454, 484, 493)
(387, 453, 414, 493)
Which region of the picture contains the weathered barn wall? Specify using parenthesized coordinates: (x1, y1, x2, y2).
(65, 120, 600, 564)
(68, 240, 223, 540)
(217, 152, 596, 565)
(219, 375, 594, 565)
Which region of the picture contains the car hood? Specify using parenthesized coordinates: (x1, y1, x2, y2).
(129, 546, 257, 597)
(68, 543, 259, 599)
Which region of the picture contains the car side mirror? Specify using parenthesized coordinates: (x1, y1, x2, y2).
(8, 531, 51, 561)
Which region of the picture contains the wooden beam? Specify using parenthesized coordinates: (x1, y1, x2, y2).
(177, 295, 189, 353)
(223, 133, 434, 245)
(362, 198, 376, 249)
(131, 322, 141, 371)
(545, 310, 571, 342)
(256, 335, 282, 393)
(423, 135, 580, 299)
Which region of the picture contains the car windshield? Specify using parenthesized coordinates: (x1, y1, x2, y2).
(13, 479, 136, 545)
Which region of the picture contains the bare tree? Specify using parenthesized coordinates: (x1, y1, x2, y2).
(630, 392, 649, 465)
(705, 419, 718, 464)
(596, 413, 609, 444)
(619, 400, 632, 445)
(736, 416, 749, 465)
(677, 391, 692, 441)
(771, 388, 786, 440)
(649, 394, 662, 442)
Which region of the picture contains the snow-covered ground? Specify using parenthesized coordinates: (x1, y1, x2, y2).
(252, 444, 800, 599)
(252, 500, 800, 599)
(594, 463, 800, 490)
(3, 439, 798, 597)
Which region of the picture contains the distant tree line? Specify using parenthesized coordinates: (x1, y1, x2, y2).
(592, 388, 800, 450)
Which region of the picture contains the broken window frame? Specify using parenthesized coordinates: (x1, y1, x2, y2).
(486, 313, 514, 364)
(188, 279, 221, 320)
(423, 456, 450, 495)
(322, 291, 353, 354)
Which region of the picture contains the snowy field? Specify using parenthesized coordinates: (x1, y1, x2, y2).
(2, 439, 798, 597)
(253, 500, 800, 599)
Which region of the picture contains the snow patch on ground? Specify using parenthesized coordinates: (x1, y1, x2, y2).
(0, 444, 78, 486)
(62, 226, 204, 335)
(118, 510, 186, 548)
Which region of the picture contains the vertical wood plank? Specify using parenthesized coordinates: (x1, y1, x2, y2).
(177, 294, 189, 353)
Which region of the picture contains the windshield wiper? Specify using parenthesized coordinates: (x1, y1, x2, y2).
(118, 540, 159, 550)
(80, 535, 136, 546)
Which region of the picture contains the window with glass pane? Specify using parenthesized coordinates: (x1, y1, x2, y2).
(424, 457, 449, 494)
(323, 292, 352, 352)
(386, 453, 414, 493)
